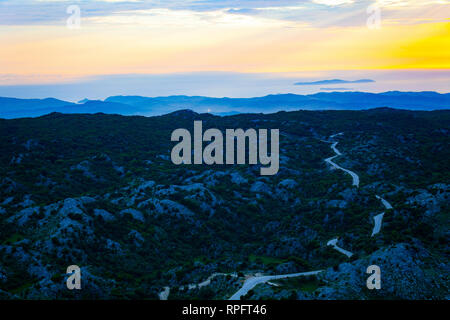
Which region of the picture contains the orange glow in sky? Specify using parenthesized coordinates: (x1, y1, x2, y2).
(0, 1, 449, 84)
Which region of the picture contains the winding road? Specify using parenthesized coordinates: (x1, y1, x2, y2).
(376, 195, 393, 210)
(371, 213, 385, 236)
(326, 238, 353, 258)
(229, 270, 323, 300)
(158, 286, 170, 300)
(159, 272, 237, 300)
(371, 195, 394, 236)
(324, 134, 360, 188)
(160, 133, 394, 300)
(323, 134, 358, 257)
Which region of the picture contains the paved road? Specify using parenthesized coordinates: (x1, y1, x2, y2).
(330, 132, 344, 139)
(326, 238, 353, 257)
(160, 273, 237, 300)
(325, 137, 360, 188)
(229, 270, 323, 300)
(158, 286, 170, 300)
(371, 195, 394, 236)
(330, 142, 342, 156)
(162, 134, 391, 300)
(371, 213, 385, 236)
(376, 195, 393, 209)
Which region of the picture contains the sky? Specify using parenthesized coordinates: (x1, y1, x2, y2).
(0, 0, 449, 100)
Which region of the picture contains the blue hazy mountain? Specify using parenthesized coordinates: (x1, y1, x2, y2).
(106, 91, 450, 113)
(0, 98, 132, 118)
(105, 91, 450, 114)
(62, 100, 136, 115)
(294, 79, 375, 85)
(320, 88, 353, 91)
(1, 91, 449, 119)
(0, 97, 75, 115)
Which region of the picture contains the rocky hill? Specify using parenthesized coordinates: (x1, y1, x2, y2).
(0, 108, 448, 299)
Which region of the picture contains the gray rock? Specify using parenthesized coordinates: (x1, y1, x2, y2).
(0, 266, 7, 283)
(1, 178, 17, 194)
(59, 197, 95, 217)
(250, 181, 271, 194)
(10, 154, 24, 164)
(71, 160, 96, 179)
(154, 200, 194, 216)
(1, 197, 14, 205)
(105, 239, 122, 253)
(7, 206, 40, 226)
(230, 172, 248, 185)
(326, 200, 348, 208)
(134, 180, 155, 194)
(120, 209, 145, 222)
(157, 154, 170, 161)
(317, 243, 449, 299)
(129, 230, 145, 246)
(278, 179, 298, 189)
(204, 171, 227, 186)
(274, 262, 298, 274)
(15, 195, 35, 208)
(93, 209, 115, 221)
(339, 188, 356, 202)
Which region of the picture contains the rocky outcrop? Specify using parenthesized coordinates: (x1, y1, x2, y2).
(93, 209, 115, 222)
(250, 181, 271, 194)
(120, 209, 145, 222)
(316, 243, 449, 299)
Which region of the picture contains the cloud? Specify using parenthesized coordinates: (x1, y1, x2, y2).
(85, 7, 294, 28)
(1, 0, 448, 27)
(1, 1, 449, 81)
(312, 0, 354, 6)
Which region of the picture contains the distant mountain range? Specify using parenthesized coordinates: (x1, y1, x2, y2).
(1, 91, 449, 119)
(294, 79, 375, 85)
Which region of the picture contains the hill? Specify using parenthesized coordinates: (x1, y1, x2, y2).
(0, 108, 448, 299)
(1, 91, 449, 119)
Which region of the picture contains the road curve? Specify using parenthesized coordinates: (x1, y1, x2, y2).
(326, 238, 353, 258)
(158, 287, 170, 300)
(376, 195, 393, 209)
(324, 135, 359, 188)
(229, 270, 323, 300)
(371, 213, 385, 236)
(371, 195, 394, 236)
(160, 272, 237, 300)
(162, 134, 391, 300)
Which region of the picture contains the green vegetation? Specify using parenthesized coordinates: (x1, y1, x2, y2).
(0, 108, 448, 299)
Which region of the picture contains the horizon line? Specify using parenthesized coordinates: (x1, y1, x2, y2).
(1, 89, 449, 104)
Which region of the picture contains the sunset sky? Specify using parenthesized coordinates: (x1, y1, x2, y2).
(0, 0, 449, 99)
